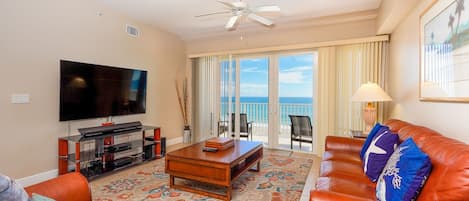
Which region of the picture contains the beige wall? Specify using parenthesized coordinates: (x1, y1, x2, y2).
(186, 19, 377, 54)
(0, 0, 186, 178)
(376, 0, 420, 34)
(388, 0, 469, 143)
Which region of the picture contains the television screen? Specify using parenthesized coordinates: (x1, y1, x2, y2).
(60, 60, 147, 121)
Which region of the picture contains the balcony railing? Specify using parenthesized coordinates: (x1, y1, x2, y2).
(219, 102, 313, 137)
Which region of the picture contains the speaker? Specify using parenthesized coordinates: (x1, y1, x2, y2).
(143, 138, 155, 160)
(161, 137, 166, 157)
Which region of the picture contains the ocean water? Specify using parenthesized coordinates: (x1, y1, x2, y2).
(220, 97, 313, 124)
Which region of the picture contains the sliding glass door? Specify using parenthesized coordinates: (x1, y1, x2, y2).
(277, 53, 315, 151)
(239, 56, 269, 145)
(215, 52, 316, 151)
(218, 55, 270, 145)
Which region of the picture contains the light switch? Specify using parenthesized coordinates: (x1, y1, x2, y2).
(11, 94, 30, 104)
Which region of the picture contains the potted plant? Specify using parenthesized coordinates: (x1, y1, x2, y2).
(175, 78, 190, 143)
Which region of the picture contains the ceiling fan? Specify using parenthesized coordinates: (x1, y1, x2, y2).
(195, 0, 281, 30)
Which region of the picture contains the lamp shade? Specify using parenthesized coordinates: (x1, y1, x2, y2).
(351, 82, 392, 102)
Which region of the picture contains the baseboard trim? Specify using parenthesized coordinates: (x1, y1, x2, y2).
(17, 136, 183, 187)
(166, 136, 183, 146)
(17, 169, 58, 187)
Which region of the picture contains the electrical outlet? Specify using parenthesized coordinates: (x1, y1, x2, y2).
(11, 94, 30, 104)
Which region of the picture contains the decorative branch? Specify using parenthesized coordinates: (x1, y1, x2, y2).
(183, 78, 188, 125)
(175, 78, 189, 127)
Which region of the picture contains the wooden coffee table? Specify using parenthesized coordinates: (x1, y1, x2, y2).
(165, 140, 263, 201)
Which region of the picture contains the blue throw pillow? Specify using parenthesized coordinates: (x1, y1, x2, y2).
(362, 127, 399, 182)
(376, 138, 432, 201)
(360, 123, 387, 160)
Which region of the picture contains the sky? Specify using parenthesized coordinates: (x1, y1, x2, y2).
(239, 53, 314, 97)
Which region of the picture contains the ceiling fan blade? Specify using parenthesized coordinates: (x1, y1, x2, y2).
(255, 5, 280, 13)
(195, 11, 231, 18)
(247, 13, 273, 26)
(217, 0, 235, 8)
(225, 15, 240, 30)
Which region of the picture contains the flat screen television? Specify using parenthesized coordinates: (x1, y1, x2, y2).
(60, 60, 147, 121)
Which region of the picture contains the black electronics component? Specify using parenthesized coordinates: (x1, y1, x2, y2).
(110, 157, 133, 169)
(105, 142, 132, 153)
(78, 121, 142, 137)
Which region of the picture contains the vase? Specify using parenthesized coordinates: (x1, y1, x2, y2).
(183, 128, 191, 144)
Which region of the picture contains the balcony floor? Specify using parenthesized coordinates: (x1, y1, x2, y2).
(219, 124, 313, 152)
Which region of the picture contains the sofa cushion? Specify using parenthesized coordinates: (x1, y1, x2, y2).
(320, 160, 374, 185)
(309, 190, 374, 201)
(376, 138, 432, 201)
(316, 177, 376, 199)
(363, 127, 399, 182)
(360, 123, 386, 159)
(0, 174, 29, 201)
(322, 150, 362, 165)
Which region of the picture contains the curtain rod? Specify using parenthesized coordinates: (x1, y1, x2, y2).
(187, 35, 389, 58)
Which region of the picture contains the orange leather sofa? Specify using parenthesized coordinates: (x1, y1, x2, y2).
(24, 172, 91, 201)
(310, 119, 469, 201)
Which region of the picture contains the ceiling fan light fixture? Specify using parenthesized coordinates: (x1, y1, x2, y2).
(231, 1, 247, 8)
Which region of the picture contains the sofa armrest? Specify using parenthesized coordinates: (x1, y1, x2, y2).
(310, 190, 373, 201)
(24, 172, 91, 201)
(325, 136, 365, 153)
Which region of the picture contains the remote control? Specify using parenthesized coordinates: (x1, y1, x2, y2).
(203, 147, 218, 152)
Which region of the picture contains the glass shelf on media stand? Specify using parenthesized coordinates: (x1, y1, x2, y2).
(58, 125, 162, 180)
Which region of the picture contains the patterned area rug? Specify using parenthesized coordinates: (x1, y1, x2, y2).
(90, 149, 313, 201)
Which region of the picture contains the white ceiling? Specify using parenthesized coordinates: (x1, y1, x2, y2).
(97, 0, 382, 41)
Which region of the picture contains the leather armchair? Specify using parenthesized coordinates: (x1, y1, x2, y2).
(24, 172, 91, 201)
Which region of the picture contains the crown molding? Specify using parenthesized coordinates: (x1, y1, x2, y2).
(183, 9, 378, 41)
(187, 35, 389, 58)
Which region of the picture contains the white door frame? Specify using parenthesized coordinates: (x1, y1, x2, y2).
(268, 54, 279, 149)
(222, 51, 317, 151)
(271, 51, 317, 151)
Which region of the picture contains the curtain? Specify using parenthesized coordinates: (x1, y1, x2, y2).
(316, 41, 389, 154)
(193, 56, 219, 142)
(218, 55, 237, 137)
(336, 41, 389, 135)
(316, 47, 337, 154)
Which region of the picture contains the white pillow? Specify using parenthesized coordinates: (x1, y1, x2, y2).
(31, 193, 56, 201)
(0, 173, 29, 201)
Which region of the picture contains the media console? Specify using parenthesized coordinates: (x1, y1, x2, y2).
(58, 125, 164, 179)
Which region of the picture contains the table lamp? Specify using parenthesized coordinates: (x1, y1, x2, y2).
(351, 82, 392, 134)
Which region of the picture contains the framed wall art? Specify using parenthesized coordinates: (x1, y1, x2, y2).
(420, 0, 469, 102)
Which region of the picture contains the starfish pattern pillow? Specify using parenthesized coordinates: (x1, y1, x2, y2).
(376, 138, 432, 201)
(360, 123, 388, 160)
(362, 127, 399, 182)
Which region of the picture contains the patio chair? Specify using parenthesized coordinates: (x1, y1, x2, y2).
(217, 120, 228, 137)
(231, 113, 253, 140)
(289, 115, 313, 150)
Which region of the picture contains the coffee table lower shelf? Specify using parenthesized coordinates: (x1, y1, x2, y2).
(165, 146, 263, 201)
